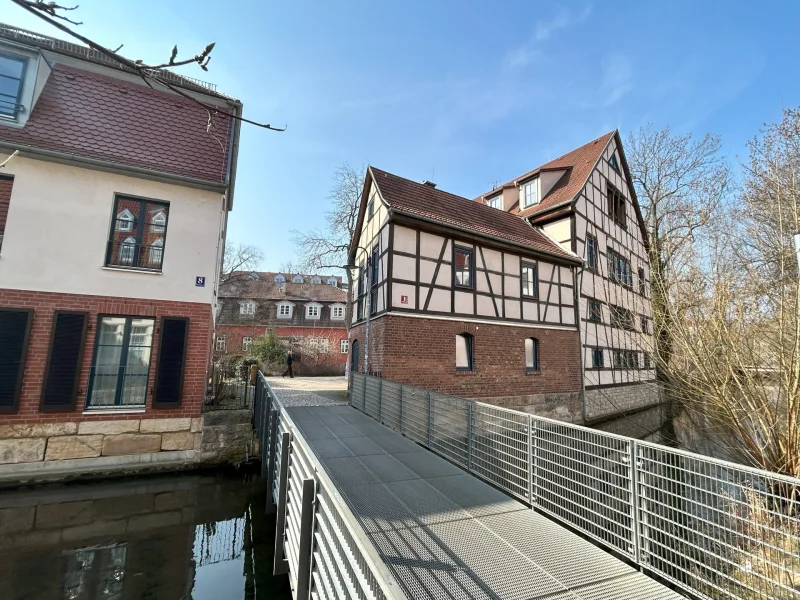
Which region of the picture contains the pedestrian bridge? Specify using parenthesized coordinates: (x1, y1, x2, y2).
(253, 373, 800, 600)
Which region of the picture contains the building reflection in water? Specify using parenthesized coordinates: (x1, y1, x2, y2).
(63, 545, 127, 600)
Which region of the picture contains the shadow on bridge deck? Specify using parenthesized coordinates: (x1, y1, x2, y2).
(286, 403, 684, 600)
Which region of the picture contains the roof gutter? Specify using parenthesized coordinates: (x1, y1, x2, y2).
(0, 141, 229, 193)
(223, 101, 242, 211)
(390, 207, 582, 266)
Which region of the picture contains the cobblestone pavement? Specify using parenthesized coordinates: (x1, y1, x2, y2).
(266, 376, 349, 407)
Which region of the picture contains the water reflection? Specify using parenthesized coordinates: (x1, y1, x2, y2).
(0, 470, 291, 600)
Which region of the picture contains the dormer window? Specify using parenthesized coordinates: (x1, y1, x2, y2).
(305, 303, 321, 319)
(486, 194, 502, 209)
(150, 210, 167, 233)
(249, 272, 261, 280)
(327, 278, 338, 286)
(276, 301, 294, 319)
(311, 276, 322, 284)
(240, 301, 256, 315)
(117, 209, 135, 232)
(274, 274, 286, 283)
(331, 304, 345, 320)
(520, 178, 539, 208)
(0, 53, 26, 119)
(292, 275, 304, 283)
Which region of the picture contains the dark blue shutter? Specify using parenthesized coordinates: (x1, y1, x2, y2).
(153, 317, 189, 408)
(41, 311, 88, 411)
(0, 309, 33, 413)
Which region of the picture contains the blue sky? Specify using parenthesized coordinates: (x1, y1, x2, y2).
(5, 1, 798, 271)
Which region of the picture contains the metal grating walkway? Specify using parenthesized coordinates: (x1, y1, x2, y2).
(286, 403, 685, 600)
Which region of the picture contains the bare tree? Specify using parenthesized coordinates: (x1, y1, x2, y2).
(292, 163, 364, 326)
(10, 0, 285, 132)
(221, 242, 263, 282)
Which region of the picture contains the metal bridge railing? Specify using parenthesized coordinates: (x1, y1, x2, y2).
(253, 372, 407, 600)
(350, 373, 800, 600)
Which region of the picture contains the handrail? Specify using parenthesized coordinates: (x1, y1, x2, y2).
(254, 371, 408, 600)
(350, 372, 800, 600)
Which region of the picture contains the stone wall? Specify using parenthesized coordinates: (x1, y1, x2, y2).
(583, 382, 663, 423)
(470, 392, 583, 423)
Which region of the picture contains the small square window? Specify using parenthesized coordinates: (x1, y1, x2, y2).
(592, 348, 604, 368)
(306, 305, 320, 319)
(454, 248, 474, 289)
(240, 302, 256, 315)
(277, 304, 292, 318)
(331, 306, 345, 319)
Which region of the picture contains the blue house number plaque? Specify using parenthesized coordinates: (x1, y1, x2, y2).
(195, 276, 206, 287)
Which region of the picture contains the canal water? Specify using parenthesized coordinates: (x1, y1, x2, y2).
(0, 469, 292, 600)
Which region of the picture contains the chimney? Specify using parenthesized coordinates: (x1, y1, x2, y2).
(422, 180, 437, 188)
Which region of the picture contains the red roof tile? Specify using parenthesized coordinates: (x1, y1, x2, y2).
(220, 272, 348, 303)
(369, 167, 576, 260)
(475, 131, 615, 219)
(0, 64, 233, 183)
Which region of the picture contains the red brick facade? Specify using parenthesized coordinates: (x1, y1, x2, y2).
(350, 315, 581, 398)
(0, 175, 12, 242)
(0, 288, 211, 424)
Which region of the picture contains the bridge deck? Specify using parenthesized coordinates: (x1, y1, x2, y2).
(286, 403, 684, 600)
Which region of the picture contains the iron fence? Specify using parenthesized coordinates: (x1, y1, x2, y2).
(350, 373, 800, 600)
(253, 373, 407, 600)
(204, 364, 253, 411)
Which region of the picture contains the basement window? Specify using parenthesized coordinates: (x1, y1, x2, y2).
(456, 333, 474, 371)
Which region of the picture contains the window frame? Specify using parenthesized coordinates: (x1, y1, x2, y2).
(85, 315, 155, 410)
(40, 310, 89, 413)
(331, 305, 345, 320)
(455, 332, 474, 372)
(340, 339, 349, 354)
(607, 248, 633, 288)
(242, 336, 253, 351)
(0, 51, 27, 121)
(586, 234, 599, 272)
(369, 246, 379, 315)
(305, 304, 321, 319)
(521, 262, 538, 299)
(486, 194, 502, 209)
(216, 335, 226, 351)
(607, 183, 627, 229)
(610, 303, 636, 331)
(327, 277, 338, 286)
(292, 275, 305, 283)
(591, 348, 604, 369)
(105, 195, 169, 272)
(608, 154, 620, 173)
(588, 298, 602, 323)
(311, 276, 322, 284)
(240, 301, 256, 315)
(277, 302, 293, 319)
(520, 178, 539, 208)
(0, 308, 33, 414)
(525, 338, 540, 372)
(638, 267, 646, 296)
(274, 274, 286, 283)
(453, 246, 475, 290)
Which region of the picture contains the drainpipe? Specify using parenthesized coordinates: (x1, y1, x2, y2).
(363, 252, 373, 375)
(576, 263, 589, 424)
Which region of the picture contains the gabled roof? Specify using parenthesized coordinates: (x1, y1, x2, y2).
(475, 131, 616, 219)
(220, 272, 347, 303)
(364, 167, 578, 262)
(0, 64, 234, 184)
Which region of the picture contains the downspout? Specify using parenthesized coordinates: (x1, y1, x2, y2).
(363, 252, 373, 374)
(576, 263, 589, 424)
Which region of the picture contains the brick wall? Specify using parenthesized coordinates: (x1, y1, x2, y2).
(0, 288, 211, 424)
(350, 315, 582, 398)
(0, 176, 12, 244)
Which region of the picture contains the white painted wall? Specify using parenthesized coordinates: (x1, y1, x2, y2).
(0, 154, 224, 304)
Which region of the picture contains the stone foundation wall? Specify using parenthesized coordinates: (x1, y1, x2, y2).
(470, 392, 583, 423)
(592, 404, 665, 440)
(583, 382, 663, 422)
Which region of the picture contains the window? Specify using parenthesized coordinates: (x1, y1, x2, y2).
(106, 196, 169, 271)
(340, 339, 349, 354)
(0, 53, 26, 119)
(331, 305, 345, 320)
(588, 299, 602, 322)
(327, 277, 338, 286)
(306, 304, 320, 319)
(638, 267, 646, 295)
(592, 348, 604, 369)
(242, 336, 253, 351)
(521, 263, 537, 298)
(455, 333, 474, 371)
(607, 183, 626, 229)
(521, 178, 539, 208)
(356, 262, 365, 320)
(367, 196, 375, 219)
(292, 275, 304, 283)
(643, 352, 652, 369)
(309, 338, 329, 353)
(215, 335, 226, 351)
(274, 274, 286, 283)
(41, 311, 88, 412)
(240, 301, 256, 315)
(586, 235, 599, 271)
(613, 349, 639, 370)
(607, 248, 633, 287)
(486, 195, 502, 209)
(86, 316, 154, 408)
(454, 247, 474, 288)
(609, 154, 620, 172)
(370, 246, 379, 315)
(249, 272, 261, 281)
(311, 276, 321, 284)
(525, 338, 540, 371)
(0, 308, 33, 413)
(610, 304, 635, 330)
(640, 315, 650, 334)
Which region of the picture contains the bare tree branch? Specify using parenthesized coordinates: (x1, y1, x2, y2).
(221, 242, 264, 283)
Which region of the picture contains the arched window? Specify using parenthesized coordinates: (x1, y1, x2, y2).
(311, 276, 322, 284)
(148, 237, 163, 267)
(456, 333, 474, 371)
(274, 274, 286, 283)
(118, 236, 136, 264)
(525, 338, 540, 372)
(292, 275, 305, 283)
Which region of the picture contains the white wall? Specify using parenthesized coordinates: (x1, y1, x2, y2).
(0, 154, 224, 304)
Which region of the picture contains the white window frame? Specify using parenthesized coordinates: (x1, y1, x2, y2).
(330, 304, 345, 320)
(240, 301, 256, 315)
(150, 210, 167, 233)
(327, 277, 338, 286)
(305, 303, 321, 319)
(486, 194, 502, 209)
(309, 337, 329, 353)
(276, 302, 294, 319)
(520, 178, 539, 208)
(242, 336, 253, 351)
(311, 276, 322, 284)
(274, 274, 286, 283)
(118, 236, 136, 264)
(292, 275, 305, 283)
(148, 237, 164, 267)
(117, 209, 135, 232)
(215, 336, 226, 351)
(340, 339, 349, 354)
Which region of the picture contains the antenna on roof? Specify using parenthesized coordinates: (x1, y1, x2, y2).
(491, 180, 499, 190)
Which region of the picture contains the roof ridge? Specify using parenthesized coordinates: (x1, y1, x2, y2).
(370, 166, 472, 203)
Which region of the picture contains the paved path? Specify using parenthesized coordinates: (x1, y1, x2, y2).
(279, 390, 684, 600)
(266, 376, 348, 407)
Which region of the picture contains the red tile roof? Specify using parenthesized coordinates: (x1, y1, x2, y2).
(220, 272, 348, 303)
(475, 131, 615, 219)
(369, 167, 577, 260)
(0, 64, 233, 183)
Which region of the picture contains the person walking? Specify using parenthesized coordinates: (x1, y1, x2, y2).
(282, 351, 294, 378)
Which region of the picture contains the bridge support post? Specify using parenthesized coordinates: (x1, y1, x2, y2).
(259, 388, 269, 480)
(427, 391, 433, 448)
(399, 384, 404, 435)
(629, 441, 643, 567)
(377, 377, 383, 424)
(528, 417, 535, 505)
(273, 432, 291, 575)
(266, 409, 279, 514)
(296, 478, 317, 600)
(467, 402, 473, 471)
